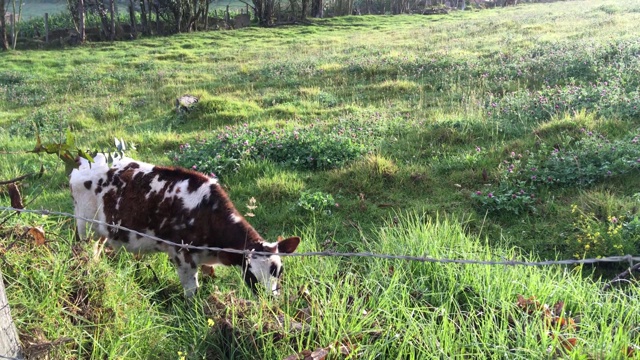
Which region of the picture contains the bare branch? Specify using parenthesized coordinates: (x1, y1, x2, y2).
(0, 173, 30, 186)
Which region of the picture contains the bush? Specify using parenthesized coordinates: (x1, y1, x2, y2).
(297, 190, 336, 215)
(567, 204, 640, 259)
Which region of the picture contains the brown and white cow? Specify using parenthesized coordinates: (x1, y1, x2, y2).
(69, 154, 300, 297)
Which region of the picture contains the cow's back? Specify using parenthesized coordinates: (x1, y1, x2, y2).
(70, 155, 220, 252)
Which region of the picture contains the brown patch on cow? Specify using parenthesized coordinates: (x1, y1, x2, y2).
(173, 255, 182, 267)
(83, 180, 92, 190)
(106, 168, 116, 185)
(123, 162, 140, 170)
(95, 178, 104, 194)
(218, 251, 243, 266)
(183, 252, 197, 269)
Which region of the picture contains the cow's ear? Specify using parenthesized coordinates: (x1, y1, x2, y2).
(277, 236, 300, 254)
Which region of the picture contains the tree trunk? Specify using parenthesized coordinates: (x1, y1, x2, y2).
(128, 0, 137, 37)
(311, 0, 322, 18)
(0, 268, 23, 360)
(301, 0, 308, 19)
(204, 0, 209, 29)
(0, 0, 7, 50)
(139, 0, 148, 34)
(109, 0, 115, 40)
(79, 0, 85, 42)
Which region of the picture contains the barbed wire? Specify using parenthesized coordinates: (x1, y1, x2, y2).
(1, 206, 639, 267)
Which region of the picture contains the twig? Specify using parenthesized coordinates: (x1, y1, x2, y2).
(602, 262, 640, 291)
(237, 0, 255, 10)
(0, 173, 31, 186)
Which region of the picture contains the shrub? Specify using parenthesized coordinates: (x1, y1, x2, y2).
(297, 190, 336, 215)
(567, 204, 640, 259)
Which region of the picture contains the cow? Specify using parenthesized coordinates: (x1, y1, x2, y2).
(69, 154, 300, 297)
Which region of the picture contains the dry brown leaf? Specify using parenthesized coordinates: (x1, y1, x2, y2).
(295, 307, 312, 324)
(282, 355, 299, 360)
(201, 265, 215, 278)
(338, 343, 351, 356)
(626, 345, 636, 357)
(559, 336, 577, 351)
(300, 350, 312, 358)
(8, 183, 24, 209)
(305, 348, 328, 360)
(553, 300, 564, 316)
(27, 226, 46, 246)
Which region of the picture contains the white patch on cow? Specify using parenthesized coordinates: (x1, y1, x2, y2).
(173, 180, 213, 211)
(146, 175, 167, 199)
(229, 213, 242, 224)
(188, 218, 195, 226)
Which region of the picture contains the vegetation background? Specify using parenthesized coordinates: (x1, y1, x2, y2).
(1, 0, 640, 358)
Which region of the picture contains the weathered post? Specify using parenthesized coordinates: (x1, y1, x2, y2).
(0, 268, 23, 360)
(44, 13, 49, 43)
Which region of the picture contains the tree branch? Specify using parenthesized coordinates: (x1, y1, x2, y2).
(0, 173, 30, 186)
(602, 262, 640, 291)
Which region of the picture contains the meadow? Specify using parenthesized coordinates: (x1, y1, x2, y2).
(2, 0, 640, 358)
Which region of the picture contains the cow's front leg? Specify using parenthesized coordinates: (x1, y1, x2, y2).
(170, 252, 199, 297)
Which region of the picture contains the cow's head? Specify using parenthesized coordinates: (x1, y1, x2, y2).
(242, 236, 300, 296)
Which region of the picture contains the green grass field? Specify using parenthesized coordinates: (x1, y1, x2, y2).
(2, 0, 640, 358)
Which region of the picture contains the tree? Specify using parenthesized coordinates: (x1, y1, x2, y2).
(1, 0, 9, 50)
(10, 0, 23, 49)
(311, 0, 322, 18)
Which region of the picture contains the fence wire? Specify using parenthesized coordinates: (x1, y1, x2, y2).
(1, 206, 639, 267)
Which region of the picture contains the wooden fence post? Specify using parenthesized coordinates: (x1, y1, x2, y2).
(0, 268, 23, 360)
(44, 13, 49, 43)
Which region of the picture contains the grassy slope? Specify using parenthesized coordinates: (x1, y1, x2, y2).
(1, 0, 640, 358)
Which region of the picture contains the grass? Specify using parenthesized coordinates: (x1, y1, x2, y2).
(2, 0, 640, 357)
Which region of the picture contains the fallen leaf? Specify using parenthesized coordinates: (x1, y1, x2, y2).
(560, 336, 576, 351)
(201, 265, 215, 278)
(27, 226, 46, 246)
(300, 350, 312, 357)
(553, 300, 564, 316)
(305, 348, 328, 360)
(8, 183, 24, 209)
(626, 345, 636, 357)
(338, 343, 351, 355)
(282, 355, 299, 360)
(295, 307, 313, 324)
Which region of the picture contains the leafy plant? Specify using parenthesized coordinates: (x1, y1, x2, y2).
(170, 119, 378, 177)
(297, 190, 336, 215)
(567, 204, 640, 259)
